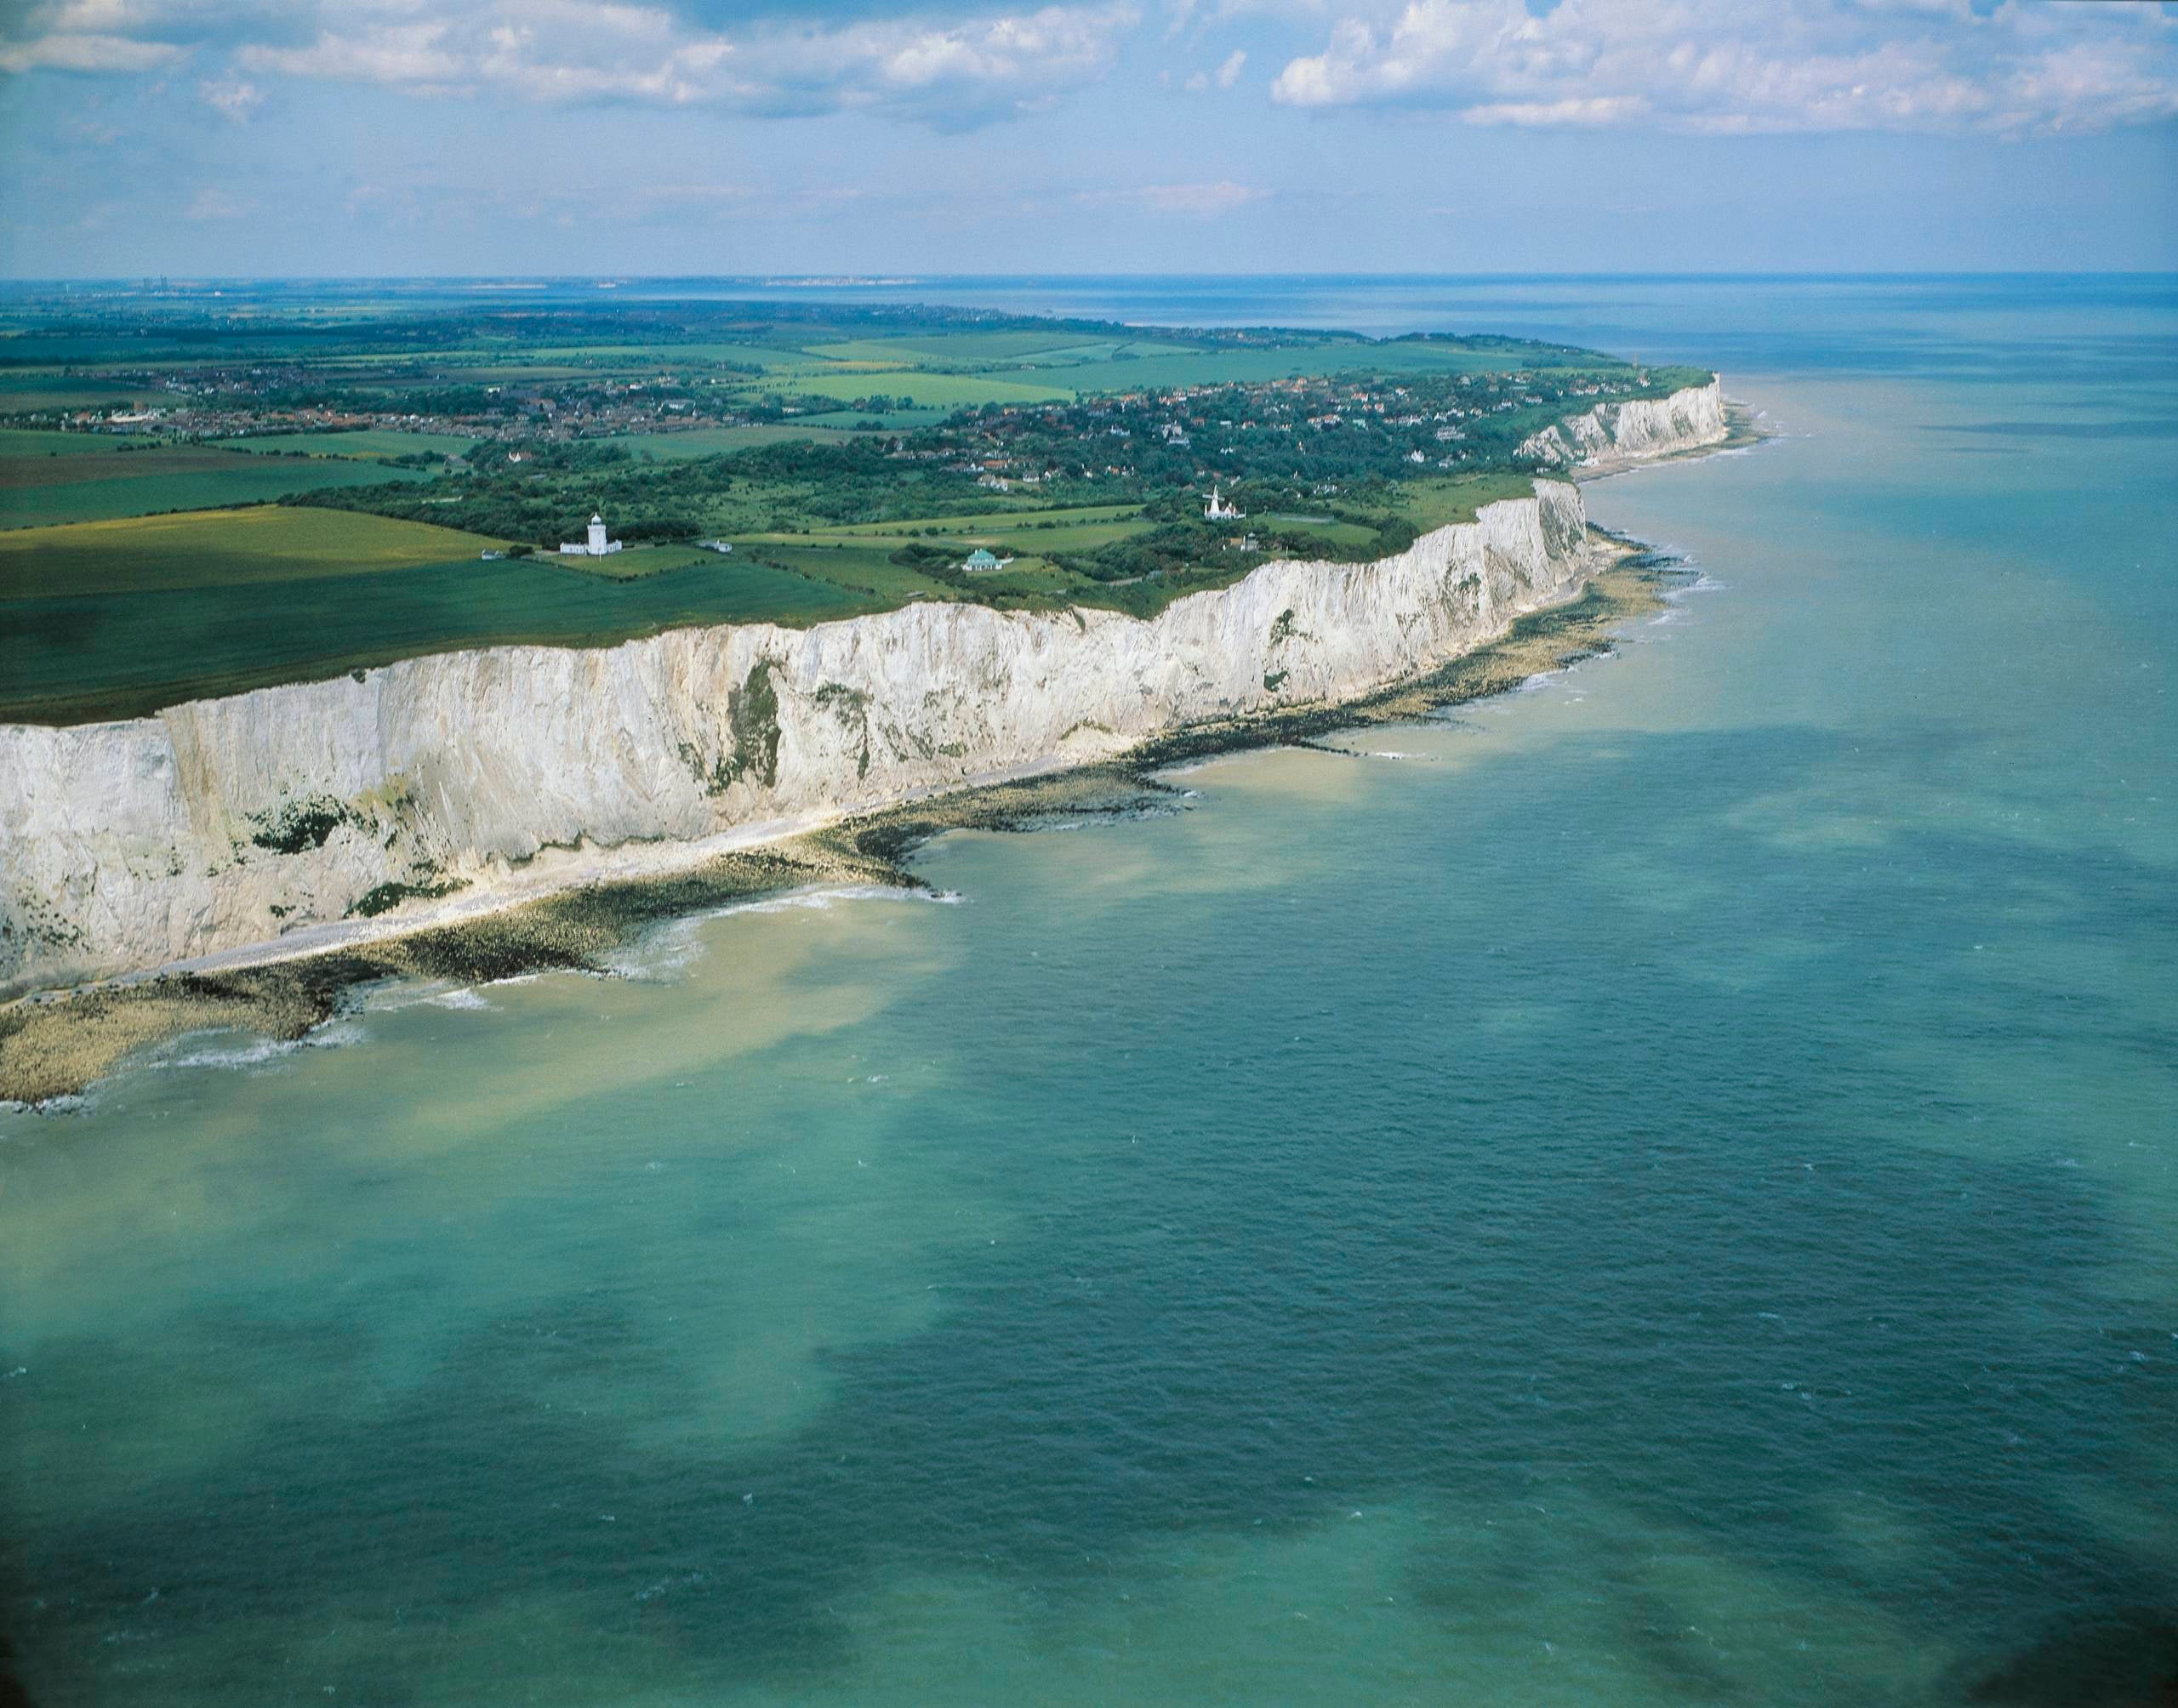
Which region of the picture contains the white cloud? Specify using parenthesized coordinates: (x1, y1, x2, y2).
(1214, 46, 1243, 88)
(1269, 0, 2178, 135)
(242, 21, 465, 86)
(0, 31, 184, 73)
(4, 1, 1142, 128)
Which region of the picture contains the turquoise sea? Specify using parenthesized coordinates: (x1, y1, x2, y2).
(4, 277, 2175, 1705)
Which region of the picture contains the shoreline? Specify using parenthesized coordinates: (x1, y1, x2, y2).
(0, 530, 1692, 1109)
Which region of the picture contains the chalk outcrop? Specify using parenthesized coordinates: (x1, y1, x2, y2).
(1518, 379, 1726, 470)
(0, 461, 1703, 996)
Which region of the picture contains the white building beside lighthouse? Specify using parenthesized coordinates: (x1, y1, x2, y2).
(559, 513, 623, 556)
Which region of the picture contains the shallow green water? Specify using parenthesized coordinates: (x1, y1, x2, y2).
(4, 280, 2175, 1704)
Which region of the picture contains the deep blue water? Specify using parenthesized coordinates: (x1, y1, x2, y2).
(4, 276, 2175, 1704)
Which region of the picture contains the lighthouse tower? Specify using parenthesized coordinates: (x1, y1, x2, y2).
(558, 512, 624, 556)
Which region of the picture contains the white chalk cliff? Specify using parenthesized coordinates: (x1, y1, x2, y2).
(1519, 379, 1726, 469)
(1, 388, 1725, 995)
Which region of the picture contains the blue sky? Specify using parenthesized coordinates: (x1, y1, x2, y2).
(2, 0, 2173, 276)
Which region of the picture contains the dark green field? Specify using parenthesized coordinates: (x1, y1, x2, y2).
(0, 448, 419, 528)
(0, 506, 510, 599)
(2, 554, 874, 724)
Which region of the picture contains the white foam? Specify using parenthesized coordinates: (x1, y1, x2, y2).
(604, 884, 956, 982)
(157, 1033, 304, 1074)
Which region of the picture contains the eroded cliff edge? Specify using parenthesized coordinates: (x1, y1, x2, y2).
(1519, 377, 1727, 470)
(1, 384, 1726, 999)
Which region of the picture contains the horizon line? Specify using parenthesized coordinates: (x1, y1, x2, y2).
(4, 269, 2177, 287)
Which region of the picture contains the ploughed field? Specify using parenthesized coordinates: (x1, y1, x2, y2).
(0, 285, 1702, 725)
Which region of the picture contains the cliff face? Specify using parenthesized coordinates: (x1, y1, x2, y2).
(2, 479, 1626, 993)
(1518, 379, 1725, 469)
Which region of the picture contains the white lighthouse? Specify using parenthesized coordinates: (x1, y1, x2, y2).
(559, 512, 623, 556)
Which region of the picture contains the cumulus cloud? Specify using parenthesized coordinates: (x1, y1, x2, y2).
(1214, 46, 1243, 88)
(1, 0, 1142, 127)
(1269, 0, 2178, 135)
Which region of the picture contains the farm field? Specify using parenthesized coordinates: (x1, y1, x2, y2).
(604, 423, 860, 459)
(766, 369, 1076, 409)
(2, 547, 874, 724)
(0, 428, 135, 458)
(0, 374, 152, 413)
(0, 507, 508, 600)
(0, 451, 421, 528)
(801, 333, 1199, 370)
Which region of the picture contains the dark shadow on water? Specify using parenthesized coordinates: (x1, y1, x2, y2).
(1950, 1608, 2178, 1706)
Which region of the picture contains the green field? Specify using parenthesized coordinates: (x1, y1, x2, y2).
(215, 430, 476, 460)
(1252, 515, 1382, 550)
(0, 506, 509, 600)
(800, 502, 1152, 556)
(819, 502, 1145, 535)
(0, 450, 422, 529)
(604, 423, 861, 459)
(801, 333, 1198, 370)
(2, 535, 873, 725)
(0, 374, 155, 413)
(0, 428, 136, 458)
(1387, 471, 1542, 530)
(542, 543, 726, 579)
(766, 370, 1076, 409)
